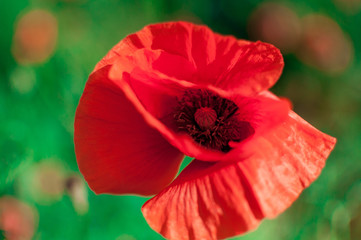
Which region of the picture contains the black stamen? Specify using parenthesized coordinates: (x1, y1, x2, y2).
(173, 89, 254, 152)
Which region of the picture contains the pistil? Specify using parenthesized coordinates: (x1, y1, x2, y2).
(174, 89, 255, 152)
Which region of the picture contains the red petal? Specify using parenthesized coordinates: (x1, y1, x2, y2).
(98, 21, 283, 95)
(108, 48, 289, 163)
(202, 39, 284, 95)
(108, 49, 240, 162)
(110, 48, 197, 119)
(74, 66, 184, 196)
(232, 94, 290, 132)
(142, 111, 336, 240)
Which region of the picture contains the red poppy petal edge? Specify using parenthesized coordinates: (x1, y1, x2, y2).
(203, 40, 284, 95)
(74, 66, 184, 196)
(109, 55, 292, 163)
(142, 111, 336, 240)
(95, 21, 283, 95)
(108, 52, 249, 163)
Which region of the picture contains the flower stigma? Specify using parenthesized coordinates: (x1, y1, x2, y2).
(194, 107, 217, 129)
(174, 89, 255, 152)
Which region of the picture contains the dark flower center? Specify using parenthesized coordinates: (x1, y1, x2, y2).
(174, 89, 255, 152)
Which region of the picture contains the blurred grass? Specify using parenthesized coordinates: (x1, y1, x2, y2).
(1, 0, 361, 239)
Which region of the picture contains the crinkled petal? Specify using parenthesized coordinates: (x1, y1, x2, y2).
(142, 111, 336, 240)
(110, 48, 197, 119)
(109, 49, 289, 162)
(108, 49, 226, 162)
(108, 49, 236, 162)
(202, 39, 284, 95)
(232, 93, 290, 134)
(99, 21, 283, 95)
(74, 66, 184, 196)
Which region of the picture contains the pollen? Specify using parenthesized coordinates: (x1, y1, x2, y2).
(174, 89, 255, 152)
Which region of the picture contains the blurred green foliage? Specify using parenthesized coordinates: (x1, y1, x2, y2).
(0, 0, 360, 239)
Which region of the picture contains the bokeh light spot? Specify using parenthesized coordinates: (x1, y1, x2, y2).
(17, 160, 66, 204)
(296, 14, 354, 74)
(9, 66, 37, 94)
(0, 196, 38, 240)
(12, 9, 58, 65)
(248, 2, 301, 54)
(65, 175, 89, 215)
(334, 0, 361, 14)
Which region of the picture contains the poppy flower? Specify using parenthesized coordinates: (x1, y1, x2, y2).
(74, 21, 336, 240)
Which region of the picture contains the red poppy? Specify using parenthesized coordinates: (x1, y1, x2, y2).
(74, 21, 336, 240)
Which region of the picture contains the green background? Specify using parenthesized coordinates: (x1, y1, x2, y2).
(1, 0, 360, 239)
